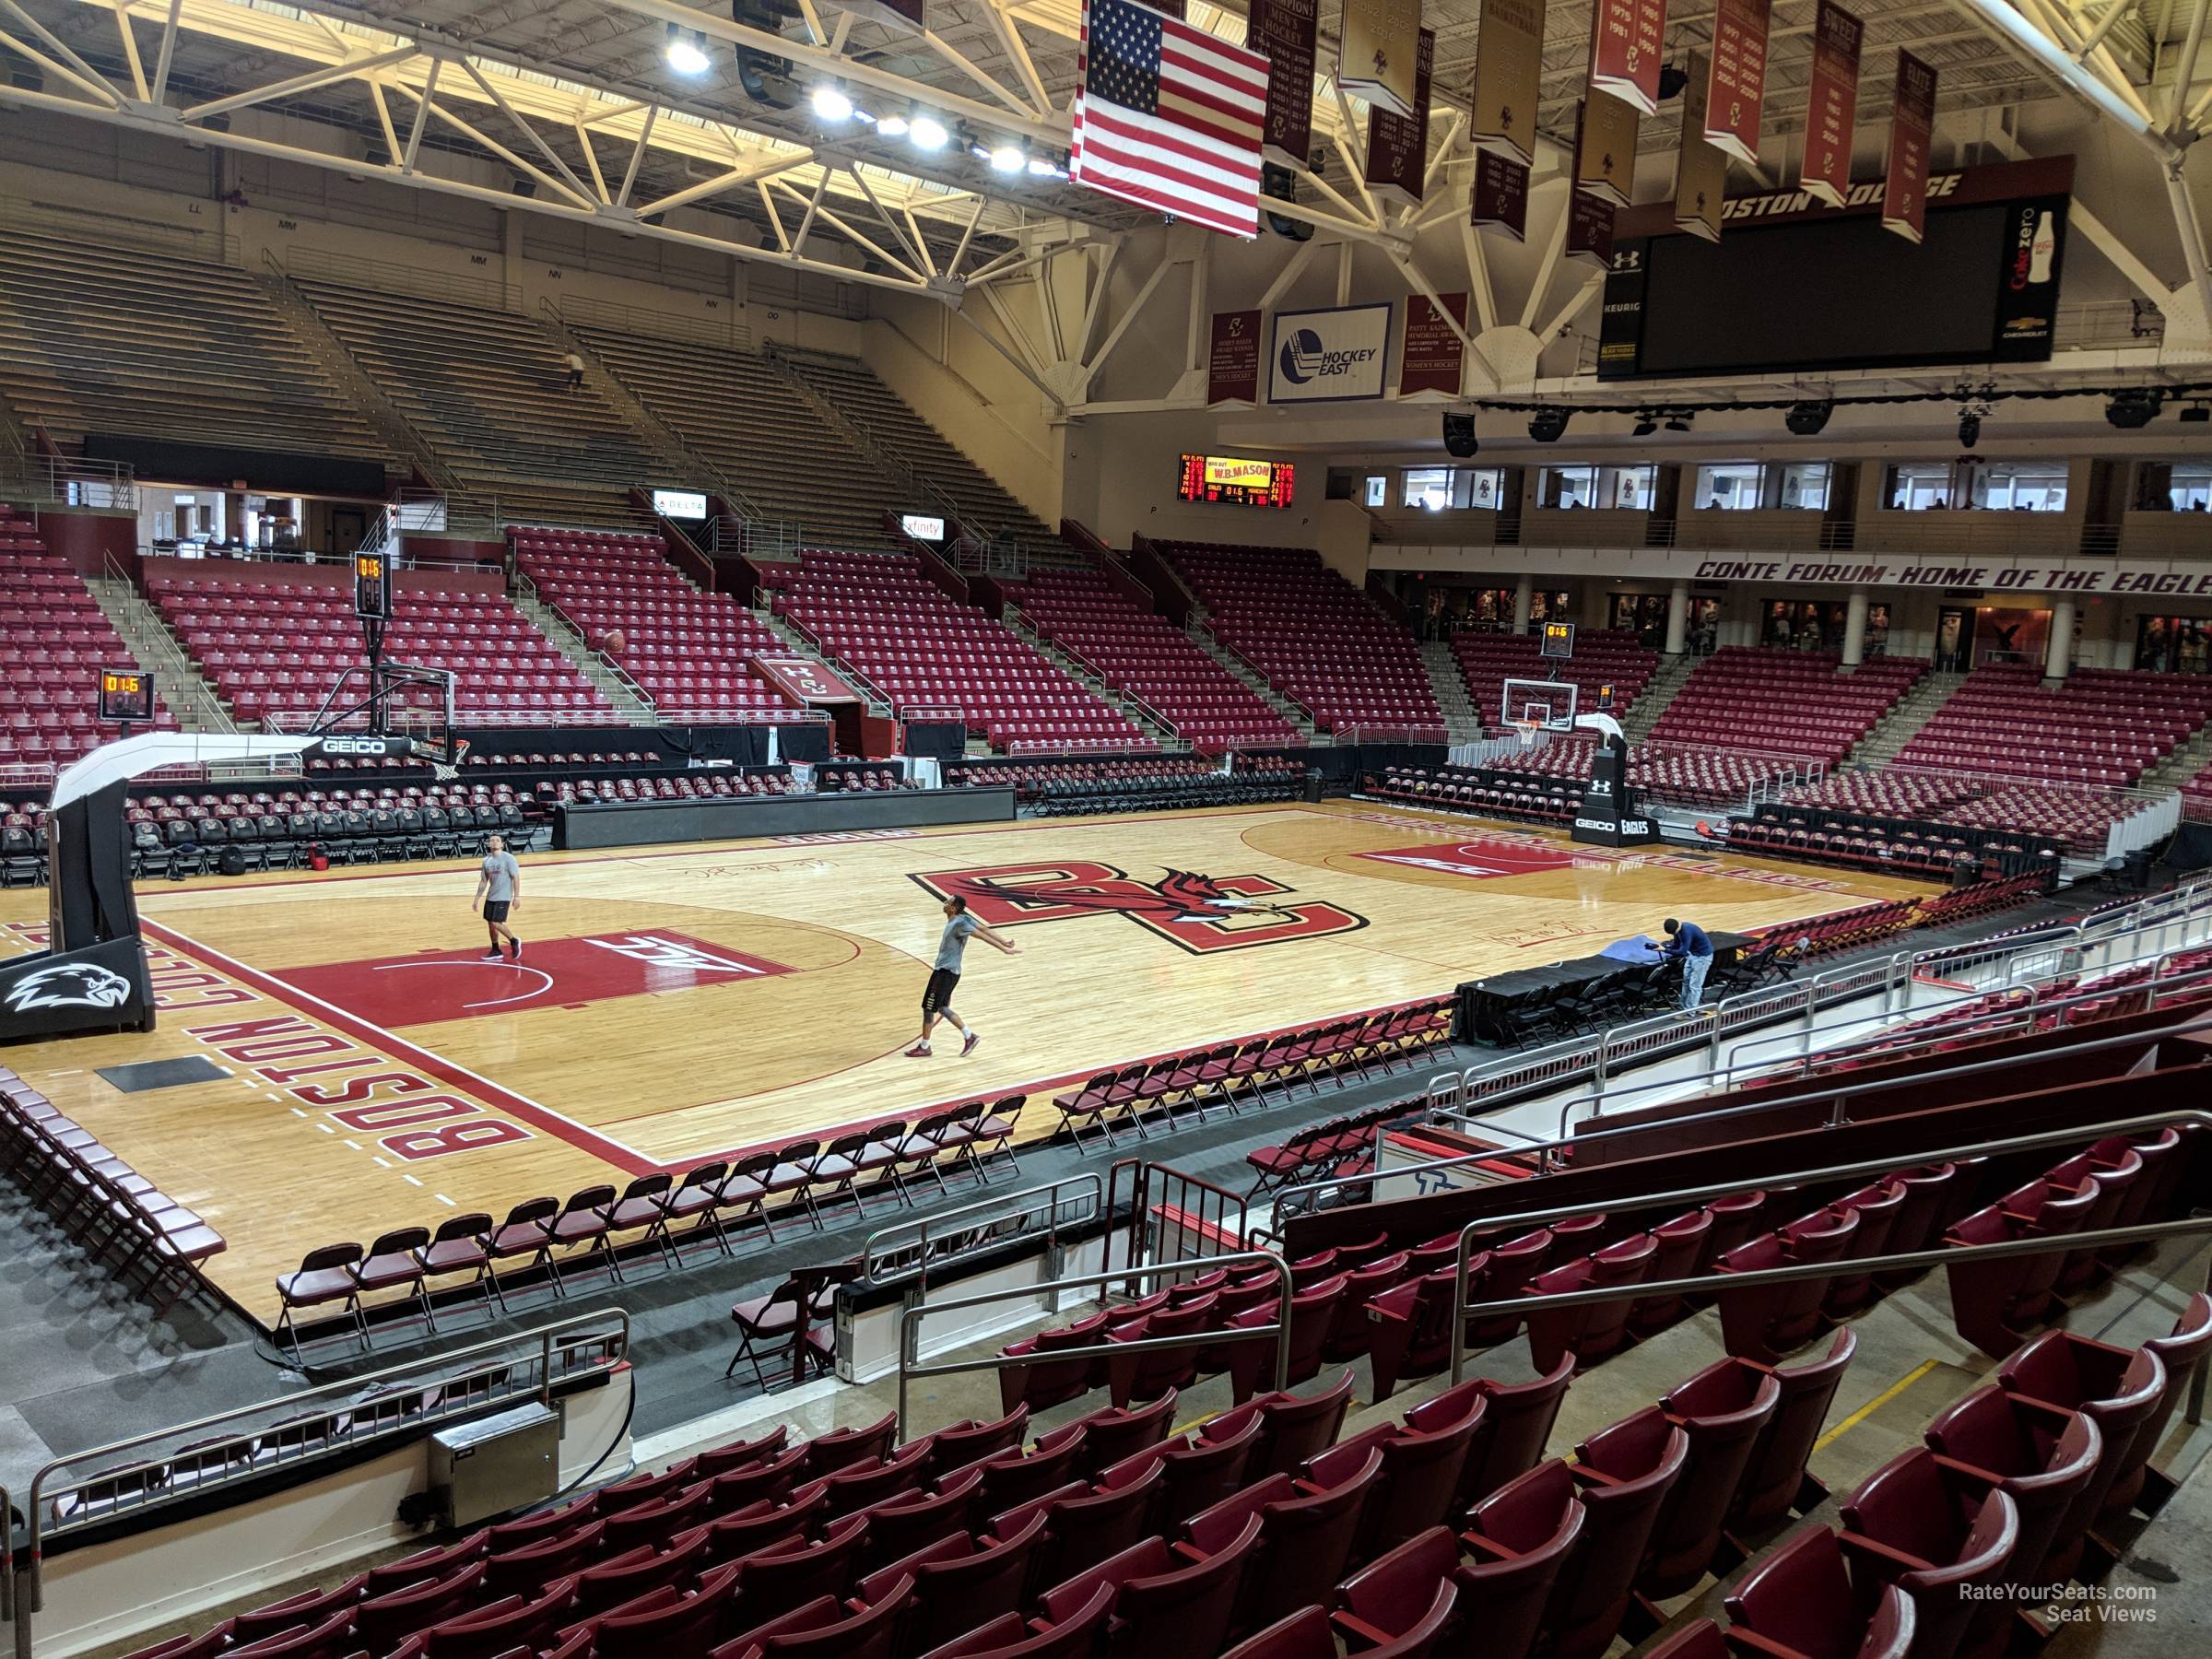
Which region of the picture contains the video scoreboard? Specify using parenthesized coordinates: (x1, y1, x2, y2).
(1178, 453, 1296, 510)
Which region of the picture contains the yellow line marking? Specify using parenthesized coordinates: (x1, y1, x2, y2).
(1815, 1359, 1940, 1452)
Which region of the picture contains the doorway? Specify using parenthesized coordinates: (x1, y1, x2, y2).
(1936, 606, 1976, 673)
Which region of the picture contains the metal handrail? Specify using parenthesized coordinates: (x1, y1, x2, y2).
(862, 1174, 1104, 1287)
(895, 1250, 1292, 1439)
(17, 1310, 628, 1632)
(1448, 1106, 2212, 1383)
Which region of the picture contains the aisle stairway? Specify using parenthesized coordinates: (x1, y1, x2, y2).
(1011, 618, 1182, 749)
(1419, 641, 1485, 743)
(1190, 626, 1324, 744)
(84, 575, 232, 734)
(1620, 653, 1699, 741)
(509, 576, 657, 722)
(1846, 668, 1967, 766)
(2140, 724, 2212, 794)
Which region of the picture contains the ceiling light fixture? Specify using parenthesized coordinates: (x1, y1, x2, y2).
(810, 84, 853, 122)
(664, 25, 711, 75)
(910, 112, 948, 150)
(989, 143, 1027, 173)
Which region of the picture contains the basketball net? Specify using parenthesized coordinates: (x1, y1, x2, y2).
(1511, 719, 1541, 751)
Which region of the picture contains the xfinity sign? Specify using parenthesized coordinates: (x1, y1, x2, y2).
(1268, 304, 1392, 404)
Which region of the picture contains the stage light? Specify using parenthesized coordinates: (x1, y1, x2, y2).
(1528, 407, 1571, 443)
(2181, 402, 2209, 424)
(1665, 412, 1692, 432)
(665, 25, 711, 75)
(1657, 63, 1689, 100)
(2106, 388, 2163, 429)
(910, 112, 948, 150)
(876, 113, 909, 137)
(1029, 154, 1059, 176)
(810, 84, 853, 121)
(1785, 399, 1832, 436)
(989, 143, 1026, 173)
(1958, 410, 1982, 448)
(1442, 412, 1478, 457)
(1631, 415, 1657, 437)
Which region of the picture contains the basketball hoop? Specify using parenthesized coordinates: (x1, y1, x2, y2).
(1511, 719, 1541, 751)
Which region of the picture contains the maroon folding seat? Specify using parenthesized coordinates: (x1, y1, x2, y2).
(1732, 1328, 1857, 1531)
(912, 1579, 1115, 1659)
(805, 1411, 898, 1476)
(1636, 1359, 1783, 1598)
(1336, 1380, 1487, 1556)
(2044, 1147, 2142, 1291)
(976, 1422, 1088, 1513)
(1027, 1457, 1165, 1587)
(1330, 1532, 1466, 1654)
(708, 1444, 810, 1516)
(418, 1575, 582, 1659)
(929, 1406, 1030, 1481)
(1064, 1392, 1179, 1477)
(821, 1441, 934, 1518)
(1822, 1182, 1905, 1315)
(1225, 1275, 1347, 1403)
(1105, 1299, 1214, 1406)
(1873, 1163, 1964, 1290)
(996, 1312, 1111, 1415)
(2127, 1292, 2212, 1508)
(1722, 1526, 1914, 1659)
(603, 1483, 712, 1554)
(574, 1533, 711, 1618)
(1364, 1265, 1474, 1401)
(1837, 1448, 2018, 1659)
(1036, 1518, 1260, 1658)
(1632, 1209, 1714, 1335)
(1945, 1183, 2094, 1359)
(1456, 1466, 1590, 1659)
(225, 1577, 370, 1649)
(696, 1427, 790, 1482)
(717, 1568, 909, 1659)
(1325, 1248, 1412, 1359)
(1524, 1232, 1654, 1373)
(1457, 1357, 1577, 1510)
(1465, 1229, 1555, 1347)
(856, 1468, 982, 1569)
(1182, 1442, 1382, 1635)
(857, 1510, 1047, 1656)
(594, 1565, 740, 1659)
(219, 1611, 359, 1659)
(733, 1513, 868, 1625)
(1998, 1332, 2166, 1569)
(1554, 1422, 1688, 1659)
(1148, 1409, 1262, 1524)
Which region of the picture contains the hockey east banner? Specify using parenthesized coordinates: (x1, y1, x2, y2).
(1803, 1, 1863, 207)
(1397, 292, 1468, 397)
(1249, 0, 1318, 168)
(1207, 310, 1264, 406)
(1268, 303, 1392, 403)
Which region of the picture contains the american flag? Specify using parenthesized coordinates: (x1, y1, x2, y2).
(1071, 0, 1269, 239)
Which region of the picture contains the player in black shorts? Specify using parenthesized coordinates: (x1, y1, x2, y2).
(908, 894, 1018, 1057)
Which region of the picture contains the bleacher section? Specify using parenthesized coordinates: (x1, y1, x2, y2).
(1893, 664, 2212, 788)
(1158, 543, 1443, 735)
(773, 550, 1149, 753)
(947, 755, 1304, 814)
(0, 232, 393, 470)
(511, 526, 794, 722)
(297, 283, 667, 528)
(0, 506, 176, 770)
(1647, 650, 1930, 763)
(776, 352, 1058, 547)
(1011, 568, 1300, 749)
(1765, 771, 2131, 858)
(573, 327, 895, 552)
(147, 570, 615, 730)
(1453, 629, 1658, 728)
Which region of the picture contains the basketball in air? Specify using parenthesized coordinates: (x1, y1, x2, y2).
(600, 628, 626, 654)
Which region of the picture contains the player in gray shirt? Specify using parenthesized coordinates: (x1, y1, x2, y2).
(908, 893, 1019, 1058)
(473, 834, 524, 961)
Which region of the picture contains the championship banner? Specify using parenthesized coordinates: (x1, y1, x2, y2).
(1470, 150, 1530, 241)
(1676, 51, 1726, 242)
(1268, 302, 1393, 403)
(1590, 0, 1667, 114)
(1338, 0, 1422, 119)
(1576, 91, 1638, 209)
(1469, 0, 1543, 162)
(1207, 309, 1263, 406)
(1703, 0, 1769, 166)
(1397, 291, 1467, 397)
(1366, 26, 1434, 206)
(1803, 0, 1862, 208)
(1566, 185, 1617, 269)
(1883, 50, 1937, 244)
(1249, 0, 1318, 167)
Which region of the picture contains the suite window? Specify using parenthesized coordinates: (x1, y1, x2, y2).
(1601, 465, 1656, 510)
(1539, 465, 1595, 509)
(1363, 475, 1389, 508)
(1403, 466, 1506, 510)
(1971, 463, 2067, 512)
(1884, 462, 1960, 511)
(2137, 464, 2212, 512)
(1777, 463, 1830, 510)
(1696, 463, 1764, 510)
(1403, 467, 1454, 510)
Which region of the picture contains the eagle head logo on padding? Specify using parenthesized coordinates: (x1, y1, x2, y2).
(4, 962, 135, 1013)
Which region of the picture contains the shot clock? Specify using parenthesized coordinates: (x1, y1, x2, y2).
(1540, 620, 1578, 660)
(98, 667, 156, 724)
(354, 549, 393, 621)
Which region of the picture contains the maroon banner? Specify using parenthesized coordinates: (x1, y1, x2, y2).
(1803, 0, 1863, 207)
(1883, 50, 1937, 244)
(1249, 0, 1318, 168)
(1590, 0, 1667, 114)
(1366, 27, 1434, 207)
(1470, 150, 1529, 241)
(1397, 291, 1467, 396)
(1704, 0, 1769, 166)
(1207, 310, 1263, 406)
(750, 653, 860, 704)
(1566, 189, 1617, 269)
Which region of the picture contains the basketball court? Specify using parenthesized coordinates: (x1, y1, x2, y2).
(0, 799, 1931, 1326)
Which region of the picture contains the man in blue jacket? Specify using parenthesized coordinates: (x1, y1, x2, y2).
(1659, 916, 1713, 1010)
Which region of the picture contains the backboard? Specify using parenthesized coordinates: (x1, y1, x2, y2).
(1500, 677, 1580, 733)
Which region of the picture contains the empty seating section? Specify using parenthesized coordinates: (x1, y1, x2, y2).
(0, 511, 175, 768)
(573, 327, 894, 552)
(1159, 543, 1443, 735)
(947, 756, 1303, 814)
(1011, 570, 1300, 748)
(511, 528, 794, 721)
(776, 353, 1058, 547)
(0, 231, 391, 466)
(773, 551, 1147, 752)
(2185, 767, 2212, 819)
(1649, 650, 1929, 763)
(126, 780, 528, 878)
(297, 283, 665, 528)
(1767, 770, 2127, 857)
(148, 571, 615, 728)
(1895, 665, 2212, 788)
(1453, 629, 1657, 728)
(1371, 743, 1780, 813)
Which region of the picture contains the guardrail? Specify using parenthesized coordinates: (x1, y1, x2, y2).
(1447, 1107, 2212, 1389)
(895, 1251, 1292, 1439)
(1, 456, 136, 512)
(276, 246, 521, 314)
(555, 293, 755, 355)
(8, 1312, 629, 1653)
(862, 1174, 1104, 1287)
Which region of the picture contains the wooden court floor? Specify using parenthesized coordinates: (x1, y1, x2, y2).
(0, 802, 1934, 1325)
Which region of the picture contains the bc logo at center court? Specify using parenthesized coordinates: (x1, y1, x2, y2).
(912, 862, 1366, 955)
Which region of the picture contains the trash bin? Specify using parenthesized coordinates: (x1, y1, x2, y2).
(1302, 770, 1325, 804)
